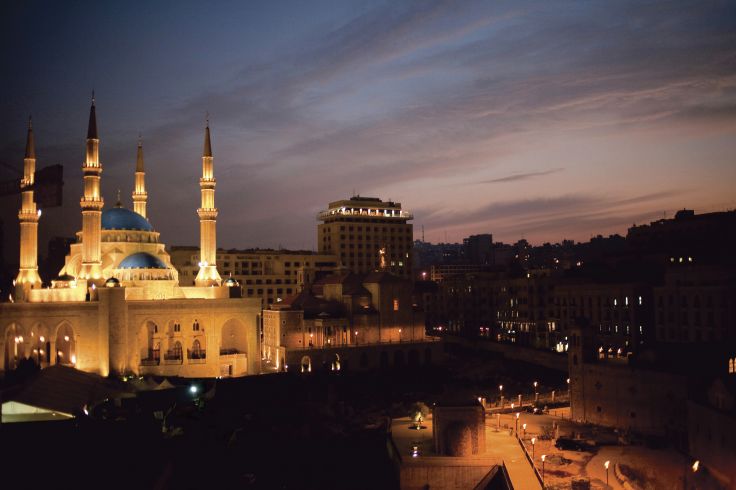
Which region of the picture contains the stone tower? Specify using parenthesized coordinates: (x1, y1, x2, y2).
(132, 137, 147, 218)
(15, 116, 43, 294)
(79, 95, 104, 280)
(194, 119, 221, 286)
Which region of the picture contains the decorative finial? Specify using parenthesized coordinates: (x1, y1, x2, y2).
(138, 131, 142, 146)
(206, 111, 210, 127)
(28, 115, 33, 129)
(92, 89, 95, 105)
(116, 189, 122, 207)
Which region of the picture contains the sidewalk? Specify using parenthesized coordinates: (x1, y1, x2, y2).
(485, 424, 543, 490)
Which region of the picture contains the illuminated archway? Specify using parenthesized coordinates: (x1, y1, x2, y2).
(301, 355, 312, 373)
(139, 321, 160, 365)
(54, 323, 76, 366)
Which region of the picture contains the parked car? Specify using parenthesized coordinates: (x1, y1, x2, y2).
(555, 437, 593, 452)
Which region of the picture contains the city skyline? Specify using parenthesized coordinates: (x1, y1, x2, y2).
(1, 0, 735, 260)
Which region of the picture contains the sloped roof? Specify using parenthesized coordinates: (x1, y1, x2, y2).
(3, 365, 126, 416)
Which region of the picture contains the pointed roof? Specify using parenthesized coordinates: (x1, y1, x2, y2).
(25, 116, 35, 159)
(136, 138, 144, 172)
(87, 94, 98, 139)
(203, 120, 212, 157)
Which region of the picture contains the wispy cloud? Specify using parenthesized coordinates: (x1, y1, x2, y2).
(480, 168, 564, 184)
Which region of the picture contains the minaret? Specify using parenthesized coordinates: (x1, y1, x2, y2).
(15, 116, 43, 290)
(78, 95, 104, 280)
(132, 137, 147, 217)
(194, 118, 222, 286)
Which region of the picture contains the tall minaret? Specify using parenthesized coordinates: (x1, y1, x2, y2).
(194, 118, 222, 286)
(132, 137, 147, 217)
(15, 116, 43, 290)
(78, 95, 104, 280)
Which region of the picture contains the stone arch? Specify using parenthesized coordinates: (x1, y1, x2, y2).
(219, 318, 250, 377)
(190, 338, 205, 360)
(139, 320, 160, 365)
(29, 321, 51, 366)
(330, 353, 341, 371)
(301, 355, 312, 373)
(379, 351, 389, 369)
(394, 349, 405, 367)
(4, 323, 26, 371)
(54, 322, 76, 366)
(408, 349, 420, 366)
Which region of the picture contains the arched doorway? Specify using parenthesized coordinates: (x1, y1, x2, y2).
(29, 322, 51, 367)
(394, 349, 405, 368)
(330, 353, 341, 371)
(139, 321, 160, 365)
(379, 351, 389, 369)
(301, 355, 312, 373)
(55, 323, 76, 366)
(408, 349, 420, 366)
(220, 319, 249, 377)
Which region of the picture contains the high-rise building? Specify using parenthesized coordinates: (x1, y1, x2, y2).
(317, 196, 413, 277)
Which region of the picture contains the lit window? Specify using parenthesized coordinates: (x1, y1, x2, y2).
(393, 299, 399, 311)
(638, 296, 643, 305)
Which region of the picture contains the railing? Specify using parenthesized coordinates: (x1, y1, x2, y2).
(188, 350, 207, 364)
(220, 348, 241, 356)
(163, 351, 183, 364)
(298, 337, 440, 350)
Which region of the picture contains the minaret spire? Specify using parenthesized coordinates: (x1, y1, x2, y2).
(16, 115, 43, 295)
(79, 94, 104, 281)
(195, 116, 222, 286)
(132, 135, 148, 217)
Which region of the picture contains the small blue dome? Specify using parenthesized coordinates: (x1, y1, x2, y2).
(102, 207, 153, 231)
(118, 252, 167, 269)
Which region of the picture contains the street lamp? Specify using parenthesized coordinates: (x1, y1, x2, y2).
(533, 381, 539, 402)
(515, 412, 520, 435)
(531, 437, 536, 461)
(499, 384, 504, 407)
(523, 423, 527, 438)
(604, 460, 610, 486)
(541, 454, 546, 482)
(685, 460, 700, 489)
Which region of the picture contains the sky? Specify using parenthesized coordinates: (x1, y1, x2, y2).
(1, 0, 735, 262)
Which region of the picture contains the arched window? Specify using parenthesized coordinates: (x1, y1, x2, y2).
(191, 339, 203, 359)
(729, 358, 735, 374)
(173, 342, 182, 359)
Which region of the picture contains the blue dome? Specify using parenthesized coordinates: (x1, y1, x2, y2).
(102, 207, 153, 231)
(118, 252, 167, 269)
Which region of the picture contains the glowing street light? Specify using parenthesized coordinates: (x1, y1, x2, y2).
(531, 437, 536, 461)
(604, 460, 610, 485)
(541, 454, 546, 482)
(523, 423, 527, 438)
(515, 412, 520, 435)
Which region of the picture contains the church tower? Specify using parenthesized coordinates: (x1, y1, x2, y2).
(78, 95, 104, 280)
(132, 137, 147, 218)
(15, 116, 43, 290)
(194, 119, 222, 286)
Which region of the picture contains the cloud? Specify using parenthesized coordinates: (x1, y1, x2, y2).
(480, 168, 564, 184)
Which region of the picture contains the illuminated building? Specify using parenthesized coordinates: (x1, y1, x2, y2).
(1, 98, 260, 378)
(317, 196, 413, 277)
(169, 247, 339, 305)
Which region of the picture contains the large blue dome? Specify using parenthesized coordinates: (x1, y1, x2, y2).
(102, 207, 153, 231)
(118, 252, 167, 269)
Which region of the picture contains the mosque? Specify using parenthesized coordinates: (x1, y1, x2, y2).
(1, 99, 261, 378)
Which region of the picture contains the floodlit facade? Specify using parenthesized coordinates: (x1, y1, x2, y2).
(317, 196, 413, 277)
(1, 99, 260, 378)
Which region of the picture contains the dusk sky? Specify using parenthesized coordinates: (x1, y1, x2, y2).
(1, 0, 735, 262)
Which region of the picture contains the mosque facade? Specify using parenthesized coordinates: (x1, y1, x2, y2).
(1, 99, 261, 378)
